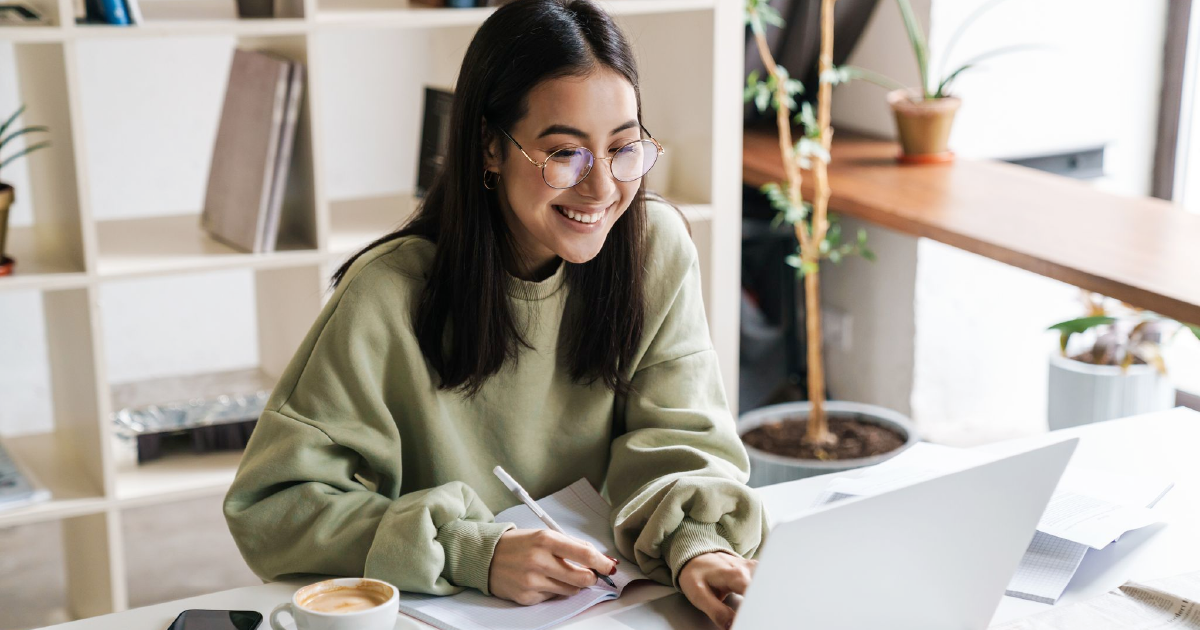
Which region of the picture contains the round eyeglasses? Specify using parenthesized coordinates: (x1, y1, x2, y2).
(497, 125, 665, 190)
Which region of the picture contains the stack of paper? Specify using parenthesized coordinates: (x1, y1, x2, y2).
(399, 479, 650, 630)
(813, 443, 1173, 604)
(993, 569, 1200, 629)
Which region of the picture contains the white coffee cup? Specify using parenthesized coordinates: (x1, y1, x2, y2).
(270, 577, 399, 630)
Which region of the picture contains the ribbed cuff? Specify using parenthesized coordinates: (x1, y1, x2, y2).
(662, 518, 737, 588)
(435, 519, 515, 595)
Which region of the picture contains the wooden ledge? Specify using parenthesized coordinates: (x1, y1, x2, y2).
(743, 128, 1200, 326)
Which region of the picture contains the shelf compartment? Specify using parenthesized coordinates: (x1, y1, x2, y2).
(109, 368, 275, 506)
(71, 0, 308, 37)
(327, 193, 417, 256)
(110, 264, 325, 505)
(113, 444, 245, 507)
(94, 214, 325, 278)
(0, 432, 108, 528)
(0, 224, 88, 291)
(2, 41, 90, 286)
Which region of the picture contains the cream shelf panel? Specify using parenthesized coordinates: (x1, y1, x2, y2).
(0, 26, 64, 42)
(316, 0, 712, 28)
(599, 0, 715, 17)
(70, 18, 309, 39)
(0, 225, 88, 292)
(0, 432, 108, 528)
(94, 214, 326, 279)
(316, 5, 495, 28)
(327, 193, 418, 256)
(114, 450, 243, 508)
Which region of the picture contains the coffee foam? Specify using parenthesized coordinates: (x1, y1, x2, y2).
(297, 581, 392, 614)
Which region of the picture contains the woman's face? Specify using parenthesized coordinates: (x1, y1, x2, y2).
(486, 68, 642, 278)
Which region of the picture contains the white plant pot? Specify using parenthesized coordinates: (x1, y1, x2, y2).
(1047, 352, 1176, 431)
(738, 401, 920, 488)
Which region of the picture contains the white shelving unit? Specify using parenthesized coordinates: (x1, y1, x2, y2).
(0, 0, 742, 620)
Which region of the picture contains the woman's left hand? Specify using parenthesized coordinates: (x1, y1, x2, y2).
(677, 551, 757, 629)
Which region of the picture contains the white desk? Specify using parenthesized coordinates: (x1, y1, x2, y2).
(39, 407, 1200, 630)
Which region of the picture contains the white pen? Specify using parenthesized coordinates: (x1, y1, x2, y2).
(493, 465, 617, 588)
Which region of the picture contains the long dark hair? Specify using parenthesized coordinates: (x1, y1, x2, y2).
(332, 0, 647, 396)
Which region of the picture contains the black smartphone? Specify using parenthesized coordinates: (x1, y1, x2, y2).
(167, 610, 263, 630)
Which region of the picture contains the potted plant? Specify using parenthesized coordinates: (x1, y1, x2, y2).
(0, 104, 51, 276)
(740, 0, 919, 486)
(827, 0, 1034, 163)
(1046, 292, 1200, 431)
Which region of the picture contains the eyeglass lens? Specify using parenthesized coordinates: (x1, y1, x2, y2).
(543, 140, 659, 189)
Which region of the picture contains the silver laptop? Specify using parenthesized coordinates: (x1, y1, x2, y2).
(610, 438, 1078, 630)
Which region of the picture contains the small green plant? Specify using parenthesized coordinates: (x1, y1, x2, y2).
(824, 0, 1039, 100)
(0, 104, 51, 182)
(1049, 291, 1200, 373)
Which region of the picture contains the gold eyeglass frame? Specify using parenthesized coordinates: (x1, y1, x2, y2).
(497, 123, 665, 190)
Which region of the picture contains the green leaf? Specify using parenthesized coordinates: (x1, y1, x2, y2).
(797, 136, 830, 165)
(0, 125, 49, 152)
(936, 44, 1047, 97)
(826, 222, 842, 247)
(0, 104, 27, 145)
(793, 101, 817, 135)
(857, 228, 869, 245)
(860, 245, 876, 262)
(827, 65, 907, 92)
(785, 253, 801, 269)
(1047, 315, 1116, 355)
(0, 140, 50, 171)
(746, 0, 766, 36)
(939, 0, 1015, 79)
(1046, 315, 1117, 335)
(895, 0, 930, 98)
(1187, 323, 1200, 341)
(755, 88, 770, 113)
(758, 2, 784, 28)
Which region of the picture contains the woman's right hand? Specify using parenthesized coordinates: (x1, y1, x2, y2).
(488, 529, 619, 605)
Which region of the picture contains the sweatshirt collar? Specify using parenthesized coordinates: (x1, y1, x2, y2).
(506, 258, 566, 301)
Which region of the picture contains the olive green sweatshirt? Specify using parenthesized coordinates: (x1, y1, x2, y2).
(223, 201, 768, 597)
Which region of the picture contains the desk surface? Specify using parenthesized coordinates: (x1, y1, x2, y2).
(742, 129, 1200, 327)
(41, 407, 1200, 630)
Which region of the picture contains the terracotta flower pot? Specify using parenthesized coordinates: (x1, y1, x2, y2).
(887, 88, 961, 164)
(0, 182, 13, 276)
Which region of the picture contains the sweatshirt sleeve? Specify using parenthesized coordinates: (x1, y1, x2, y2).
(223, 245, 513, 596)
(606, 211, 770, 588)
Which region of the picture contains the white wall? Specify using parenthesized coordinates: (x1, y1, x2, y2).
(828, 0, 1173, 445)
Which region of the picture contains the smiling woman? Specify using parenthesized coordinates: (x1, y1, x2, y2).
(222, 0, 767, 628)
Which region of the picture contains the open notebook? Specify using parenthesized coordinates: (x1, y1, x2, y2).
(398, 478, 650, 630)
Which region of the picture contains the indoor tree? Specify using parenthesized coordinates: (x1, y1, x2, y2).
(744, 0, 874, 453)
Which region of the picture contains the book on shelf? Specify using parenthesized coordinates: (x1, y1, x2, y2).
(261, 62, 305, 252)
(124, 0, 143, 25)
(416, 86, 454, 198)
(96, 0, 130, 24)
(202, 49, 305, 254)
(0, 440, 51, 514)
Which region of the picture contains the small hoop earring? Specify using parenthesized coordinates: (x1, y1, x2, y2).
(483, 169, 500, 190)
